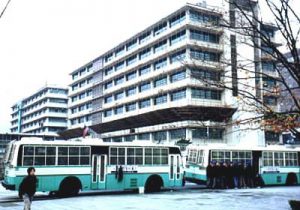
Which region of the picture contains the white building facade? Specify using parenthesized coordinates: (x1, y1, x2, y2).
(10, 86, 68, 135)
(67, 1, 280, 147)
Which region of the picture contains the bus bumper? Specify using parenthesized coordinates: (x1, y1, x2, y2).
(1, 181, 15, 190)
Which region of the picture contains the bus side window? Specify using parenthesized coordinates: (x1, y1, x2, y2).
(23, 146, 34, 166)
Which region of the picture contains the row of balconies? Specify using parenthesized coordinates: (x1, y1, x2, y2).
(21, 102, 67, 119)
(101, 33, 223, 85)
(21, 93, 67, 110)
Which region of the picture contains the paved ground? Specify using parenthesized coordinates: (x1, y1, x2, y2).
(0, 184, 299, 210)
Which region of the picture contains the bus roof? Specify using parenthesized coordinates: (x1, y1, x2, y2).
(187, 144, 300, 152)
(14, 137, 179, 148)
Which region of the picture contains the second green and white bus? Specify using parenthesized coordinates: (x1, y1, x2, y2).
(2, 137, 183, 196)
(184, 144, 300, 186)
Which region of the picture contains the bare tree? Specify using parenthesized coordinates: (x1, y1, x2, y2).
(182, 0, 300, 142)
(0, 0, 12, 20)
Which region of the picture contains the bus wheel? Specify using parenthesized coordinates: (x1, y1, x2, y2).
(58, 176, 82, 197)
(145, 175, 163, 193)
(286, 173, 298, 186)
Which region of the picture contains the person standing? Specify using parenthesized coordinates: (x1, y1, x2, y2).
(206, 162, 213, 188)
(233, 161, 239, 189)
(19, 167, 38, 210)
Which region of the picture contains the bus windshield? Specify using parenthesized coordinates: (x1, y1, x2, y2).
(5, 141, 16, 165)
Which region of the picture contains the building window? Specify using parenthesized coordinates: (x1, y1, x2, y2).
(115, 46, 125, 57)
(139, 82, 151, 92)
(126, 55, 137, 66)
(114, 106, 123, 115)
(79, 68, 86, 76)
(154, 58, 167, 70)
(115, 61, 125, 71)
(71, 96, 77, 102)
(71, 108, 77, 114)
(72, 73, 78, 80)
(139, 65, 151, 75)
(262, 61, 275, 71)
(104, 95, 113, 104)
(190, 49, 220, 62)
(104, 109, 113, 117)
(126, 86, 137, 96)
(154, 95, 167, 105)
(170, 11, 186, 27)
(104, 81, 113, 89)
(137, 133, 150, 140)
(154, 77, 167, 88)
(105, 67, 114, 76)
(126, 71, 137, 81)
(72, 84, 79, 91)
(170, 50, 186, 63)
(170, 128, 186, 140)
(79, 80, 86, 88)
(115, 91, 124, 100)
(190, 29, 219, 43)
(86, 89, 92, 96)
(265, 131, 280, 143)
(191, 88, 222, 100)
(189, 10, 219, 25)
(139, 98, 151, 108)
(263, 96, 277, 105)
(170, 70, 186, 82)
(112, 137, 122, 142)
(191, 68, 220, 81)
(263, 77, 277, 88)
(126, 39, 137, 51)
(115, 76, 125, 86)
(104, 53, 114, 63)
(261, 27, 275, 38)
(154, 22, 167, 36)
(152, 131, 167, 141)
(48, 118, 67, 123)
(139, 48, 151, 60)
(170, 89, 186, 101)
(139, 31, 151, 44)
(79, 93, 85, 99)
(170, 30, 186, 45)
(124, 135, 135, 142)
(78, 105, 85, 111)
(86, 103, 92, 109)
(87, 77, 93, 84)
(154, 40, 168, 53)
(261, 45, 273, 55)
(126, 102, 136, 112)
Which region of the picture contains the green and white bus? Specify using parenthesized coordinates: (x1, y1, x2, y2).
(184, 144, 300, 186)
(2, 137, 183, 196)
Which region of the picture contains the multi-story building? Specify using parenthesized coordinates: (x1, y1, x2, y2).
(66, 1, 280, 146)
(68, 62, 98, 129)
(10, 85, 68, 135)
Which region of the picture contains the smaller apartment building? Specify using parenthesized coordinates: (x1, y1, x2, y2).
(10, 86, 68, 135)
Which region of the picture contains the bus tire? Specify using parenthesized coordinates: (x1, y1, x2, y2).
(144, 175, 163, 193)
(58, 176, 82, 197)
(286, 173, 298, 186)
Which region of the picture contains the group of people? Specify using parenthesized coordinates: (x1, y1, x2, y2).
(206, 161, 261, 189)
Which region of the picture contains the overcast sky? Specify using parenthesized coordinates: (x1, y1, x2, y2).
(0, 0, 298, 133)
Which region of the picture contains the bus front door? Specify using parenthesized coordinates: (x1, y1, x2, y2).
(169, 154, 181, 186)
(91, 154, 107, 190)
